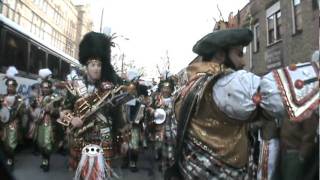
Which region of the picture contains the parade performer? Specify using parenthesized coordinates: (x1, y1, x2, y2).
(249, 112, 280, 180)
(258, 50, 319, 180)
(58, 31, 130, 179)
(30, 68, 61, 172)
(166, 28, 259, 179)
(0, 66, 25, 169)
(158, 77, 175, 173)
(148, 74, 175, 172)
(120, 69, 149, 172)
(165, 26, 319, 180)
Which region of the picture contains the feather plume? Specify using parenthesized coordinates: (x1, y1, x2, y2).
(5, 66, 18, 79)
(38, 68, 52, 80)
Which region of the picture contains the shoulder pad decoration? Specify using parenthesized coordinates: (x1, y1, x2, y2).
(272, 62, 319, 122)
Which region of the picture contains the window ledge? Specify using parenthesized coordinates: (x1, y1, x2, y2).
(267, 39, 282, 48)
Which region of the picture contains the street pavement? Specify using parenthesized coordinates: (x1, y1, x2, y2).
(11, 148, 162, 180)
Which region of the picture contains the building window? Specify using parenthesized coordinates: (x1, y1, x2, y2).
(7, 0, 16, 9)
(42, 1, 48, 12)
(1, 31, 28, 72)
(266, 1, 281, 45)
(253, 23, 260, 52)
(267, 15, 275, 44)
(48, 54, 60, 79)
(292, 0, 302, 34)
(276, 11, 282, 39)
(60, 60, 70, 80)
(29, 44, 46, 74)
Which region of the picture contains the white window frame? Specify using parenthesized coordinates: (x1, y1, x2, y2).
(291, 0, 301, 34)
(253, 23, 260, 52)
(266, 1, 281, 45)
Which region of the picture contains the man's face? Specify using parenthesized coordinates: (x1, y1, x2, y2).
(127, 83, 137, 96)
(228, 46, 246, 70)
(161, 86, 172, 97)
(86, 59, 102, 81)
(30, 88, 38, 97)
(7, 84, 16, 94)
(41, 83, 51, 95)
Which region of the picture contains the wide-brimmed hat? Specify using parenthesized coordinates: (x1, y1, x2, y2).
(193, 28, 253, 57)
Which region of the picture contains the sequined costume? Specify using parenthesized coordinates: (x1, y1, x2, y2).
(160, 96, 175, 171)
(120, 72, 149, 172)
(58, 32, 126, 179)
(259, 57, 319, 180)
(168, 28, 259, 180)
(121, 96, 146, 172)
(63, 77, 127, 171)
(0, 94, 25, 168)
(29, 68, 61, 172)
(0, 66, 25, 169)
(173, 63, 257, 180)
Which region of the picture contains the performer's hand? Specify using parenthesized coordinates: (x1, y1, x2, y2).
(147, 107, 154, 115)
(60, 110, 71, 120)
(71, 117, 83, 128)
(120, 142, 129, 155)
(44, 104, 52, 113)
(1, 99, 8, 108)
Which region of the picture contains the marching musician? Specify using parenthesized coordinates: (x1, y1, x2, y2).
(148, 73, 175, 172)
(29, 68, 61, 172)
(0, 66, 25, 170)
(165, 28, 260, 179)
(59, 31, 126, 179)
(120, 69, 149, 172)
(165, 26, 319, 180)
(271, 50, 319, 180)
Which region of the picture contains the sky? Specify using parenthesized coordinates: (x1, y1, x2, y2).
(76, 0, 249, 80)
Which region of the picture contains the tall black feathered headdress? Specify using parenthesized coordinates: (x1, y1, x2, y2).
(79, 31, 121, 84)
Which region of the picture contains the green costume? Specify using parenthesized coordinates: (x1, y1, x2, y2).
(0, 94, 25, 167)
(31, 69, 61, 172)
(0, 72, 25, 169)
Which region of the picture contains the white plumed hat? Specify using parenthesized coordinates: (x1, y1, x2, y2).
(5, 66, 18, 79)
(38, 68, 52, 80)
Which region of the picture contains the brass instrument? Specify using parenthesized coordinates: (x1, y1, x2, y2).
(133, 104, 145, 124)
(38, 94, 62, 120)
(58, 85, 133, 127)
(153, 108, 166, 124)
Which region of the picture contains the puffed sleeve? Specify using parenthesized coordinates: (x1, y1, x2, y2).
(212, 70, 260, 120)
(259, 72, 285, 119)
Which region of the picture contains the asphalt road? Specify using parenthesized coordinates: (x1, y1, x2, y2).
(11, 148, 163, 180)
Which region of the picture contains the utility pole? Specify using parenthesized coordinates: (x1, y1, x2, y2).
(0, 0, 3, 14)
(99, 8, 104, 33)
(121, 53, 125, 77)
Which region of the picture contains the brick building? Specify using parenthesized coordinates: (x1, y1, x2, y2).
(1, 0, 93, 58)
(238, 0, 319, 74)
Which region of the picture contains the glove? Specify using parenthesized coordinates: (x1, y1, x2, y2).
(71, 117, 83, 128)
